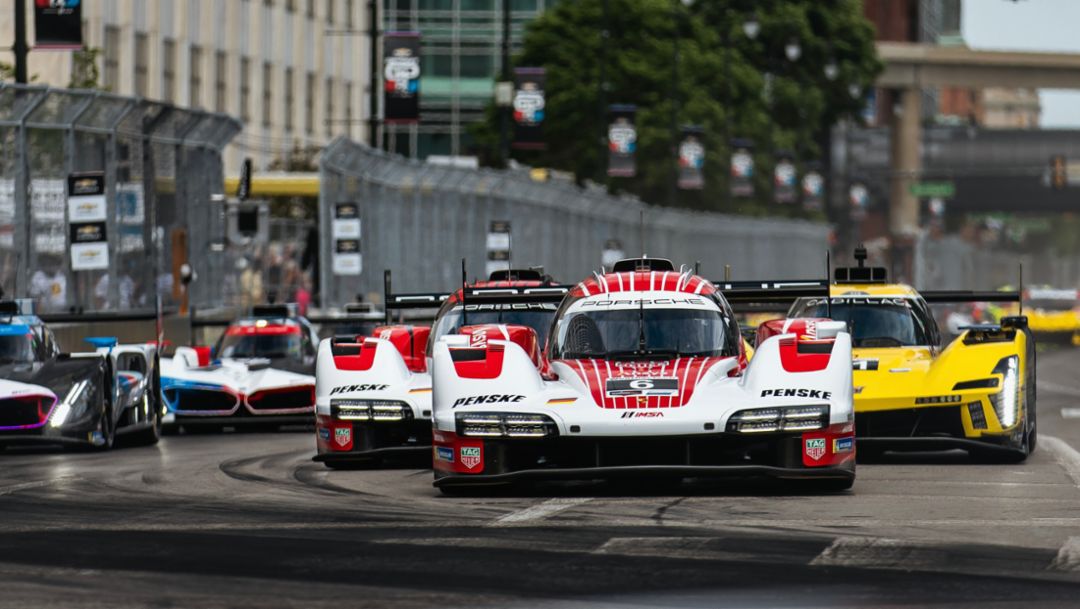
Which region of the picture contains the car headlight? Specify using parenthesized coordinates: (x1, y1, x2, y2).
(455, 412, 558, 438)
(330, 399, 412, 422)
(989, 355, 1020, 428)
(50, 380, 92, 428)
(726, 404, 830, 433)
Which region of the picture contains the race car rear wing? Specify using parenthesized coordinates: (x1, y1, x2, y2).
(382, 269, 569, 323)
(714, 280, 832, 312)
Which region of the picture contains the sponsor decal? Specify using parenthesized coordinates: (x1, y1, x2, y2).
(334, 427, 352, 448)
(621, 411, 664, 419)
(454, 302, 558, 312)
(853, 359, 879, 371)
(606, 378, 679, 397)
(805, 438, 827, 461)
(760, 388, 832, 399)
(833, 437, 854, 453)
(330, 384, 389, 395)
(469, 333, 488, 349)
(579, 297, 706, 308)
(460, 446, 482, 470)
(853, 386, 865, 395)
(805, 297, 911, 308)
(318, 428, 331, 441)
(379, 329, 393, 340)
(453, 394, 526, 407)
(800, 319, 818, 340)
(435, 446, 455, 463)
(546, 397, 577, 405)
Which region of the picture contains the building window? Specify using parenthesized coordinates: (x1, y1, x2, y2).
(306, 0, 315, 17)
(326, 0, 334, 23)
(214, 52, 227, 112)
(163, 39, 176, 101)
(345, 0, 353, 28)
(103, 26, 120, 91)
(305, 71, 316, 133)
(324, 78, 334, 138)
(344, 81, 353, 138)
(134, 33, 148, 97)
(286, 0, 295, 11)
(284, 67, 294, 132)
(189, 46, 203, 108)
(240, 57, 251, 122)
(262, 62, 273, 127)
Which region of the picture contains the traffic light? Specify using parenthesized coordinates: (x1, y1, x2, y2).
(1051, 155, 1067, 190)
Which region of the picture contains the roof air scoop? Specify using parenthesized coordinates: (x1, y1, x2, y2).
(612, 258, 676, 273)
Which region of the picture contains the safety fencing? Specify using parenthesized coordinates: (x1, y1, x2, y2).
(318, 137, 833, 308)
(914, 234, 1080, 292)
(0, 83, 241, 313)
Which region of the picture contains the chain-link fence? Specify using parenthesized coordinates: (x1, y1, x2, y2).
(319, 137, 832, 308)
(914, 234, 1080, 292)
(0, 83, 240, 313)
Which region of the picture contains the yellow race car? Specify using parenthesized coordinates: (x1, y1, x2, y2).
(787, 248, 1035, 462)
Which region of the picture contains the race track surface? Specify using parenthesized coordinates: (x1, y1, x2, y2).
(5, 349, 1080, 607)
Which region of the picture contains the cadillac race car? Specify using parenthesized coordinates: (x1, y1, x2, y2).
(313, 269, 566, 468)
(160, 305, 317, 431)
(429, 258, 855, 491)
(0, 301, 162, 449)
(787, 248, 1035, 461)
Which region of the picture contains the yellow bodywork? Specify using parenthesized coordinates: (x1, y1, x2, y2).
(837, 284, 1030, 440)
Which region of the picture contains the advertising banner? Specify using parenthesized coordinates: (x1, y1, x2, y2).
(67, 173, 108, 270)
(512, 68, 546, 150)
(730, 138, 754, 198)
(383, 32, 421, 123)
(332, 202, 362, 276)
(607, 105, 637, 178)
(677, 126, 705, 190)
(34, 0, 83, 50)
(773, 152, 797, 204)
(485, 220, 511, 278)
(801, 165, 825, 212)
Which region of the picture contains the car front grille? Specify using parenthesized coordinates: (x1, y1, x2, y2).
(164, 388, 239, 412)
(0, 395, 54, 428)
(246, 387, 315, 411)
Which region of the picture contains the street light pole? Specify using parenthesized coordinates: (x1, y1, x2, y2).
(367, 0, 380, 149)
(499, 0, 511, 164)
(14, 0, 29, 84)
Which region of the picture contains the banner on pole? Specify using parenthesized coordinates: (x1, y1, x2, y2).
(730, 138, 754, 198)
(677, 125, 705, 191)
(383, 32, 421, 123)
(607, 105, 637, 178)
(34, 0, 83, 50)
(512, 68, 546, 150)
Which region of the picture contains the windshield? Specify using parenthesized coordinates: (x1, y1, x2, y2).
(551, 308, 729, 359)
(216, 332, 303, 360)
(792, 299, 928, 348)
(1027, 299, 1077, 312)
(431, 304, 557, 350)
(0, 334, 35, 363)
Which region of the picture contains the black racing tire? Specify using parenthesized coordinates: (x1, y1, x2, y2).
(1025, 334, 1038, 454)
(126, 401, 161, 446)
(160, 424, 179, 436)
(93, 366, 116, 451)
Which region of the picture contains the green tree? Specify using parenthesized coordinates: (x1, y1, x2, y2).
(69, 47, 103, 90)
(471, 0, 880, 214)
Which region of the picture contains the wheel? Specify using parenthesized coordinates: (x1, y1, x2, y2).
(93, 368, 116, 451)
(1025, 337, 1037, 454)
(126, 397, 161, 446)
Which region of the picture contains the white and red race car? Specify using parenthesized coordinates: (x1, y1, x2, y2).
(429, 258, 856, 491)
(160, 305, 318, 431)
(313, 269, 566, 468)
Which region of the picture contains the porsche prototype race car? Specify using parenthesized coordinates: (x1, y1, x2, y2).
(313, 269, 566, 468)
(429, 258, 855, 491)
(0, 301, 162, 449)
(787, 248, 1035, 461)
(160, 304, 318, 431)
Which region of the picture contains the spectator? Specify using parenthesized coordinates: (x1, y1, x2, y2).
(29, 255, 67, 313)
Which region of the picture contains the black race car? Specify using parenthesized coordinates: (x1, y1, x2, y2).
(0, 301, 162, 449)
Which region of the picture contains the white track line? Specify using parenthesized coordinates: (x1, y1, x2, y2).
(0, 477, 73, 496)
(1038, 380, 1079, 395)
(810, 536, 944, 569)
(1050, 537, 1080, 572)
(1062, 408, 1080, 419)
(490, 498, 592, 526)
(1042, 435, 1080, 487)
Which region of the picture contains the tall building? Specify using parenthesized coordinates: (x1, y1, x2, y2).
(382, 0, 550, 159)
(0, 0, 373, 173)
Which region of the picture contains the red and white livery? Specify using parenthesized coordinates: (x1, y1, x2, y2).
(431, 259, 856, 491)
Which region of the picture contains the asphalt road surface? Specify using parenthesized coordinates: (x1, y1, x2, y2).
(6, 350, 1080, 607)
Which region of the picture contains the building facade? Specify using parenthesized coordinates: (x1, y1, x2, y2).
(382, 0, 550, 159)
(0, 0, 372, 173)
